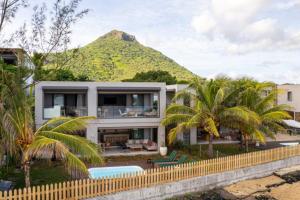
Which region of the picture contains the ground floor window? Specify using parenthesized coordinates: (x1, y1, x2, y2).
(97, 128, 158, 147)
(132, 129, 144, 139)
(183, 130, 190, 145)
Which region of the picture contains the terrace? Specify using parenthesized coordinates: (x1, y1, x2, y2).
(98, 128, 159, 155)
(97, 90, 160, 119)
(42, 89, 88, 119)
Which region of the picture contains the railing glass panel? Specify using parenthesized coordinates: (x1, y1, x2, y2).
(97, 106, 159, 118)
(43, 106, 88, 119)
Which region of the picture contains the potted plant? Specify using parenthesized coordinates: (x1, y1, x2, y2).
(159, 143, 168, 156)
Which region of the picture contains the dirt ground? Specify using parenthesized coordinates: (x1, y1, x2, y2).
(224, 176, 285, 198)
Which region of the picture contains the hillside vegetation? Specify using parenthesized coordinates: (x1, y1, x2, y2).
(63, 30, 195, 81)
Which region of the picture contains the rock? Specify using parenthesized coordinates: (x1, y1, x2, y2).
(274, 165, 300, 176)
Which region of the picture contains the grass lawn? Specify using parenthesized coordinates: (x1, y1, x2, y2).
(0, 161, 71, 189)
(0, 144, 257, 189)
(105, 144, 258, 169)
(165, 143, 257, 161)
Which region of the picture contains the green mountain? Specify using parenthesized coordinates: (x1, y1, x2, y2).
(67, 30, 195, 81)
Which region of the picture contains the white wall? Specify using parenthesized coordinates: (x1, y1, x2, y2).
(277, 84, 300, 112)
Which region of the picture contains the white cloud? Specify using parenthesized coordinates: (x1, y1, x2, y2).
(276, 0, 300, 10)
(211, 0, 268, 24)
(191, 0, 300, 54)
(241, 19, 284, 42)
(191, 11, 216, 35)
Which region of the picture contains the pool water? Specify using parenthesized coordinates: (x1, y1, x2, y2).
(88, 166, 144, 179)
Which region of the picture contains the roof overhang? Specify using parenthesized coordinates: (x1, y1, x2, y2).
(283, 120, 300, 129)
(42, 86, 89, 92)
(97, 86, 161, 92)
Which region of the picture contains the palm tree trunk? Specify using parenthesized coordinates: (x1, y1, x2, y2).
(208, 134, 214, 158)
(239, 132, 244, 150)
(245, 135, 249, 152)
(24, 161, 31, 187)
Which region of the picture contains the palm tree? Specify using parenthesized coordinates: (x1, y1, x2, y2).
(0, 68, 103, 187)
(162, 78, 259, 158)
(237, 81, 291, 151)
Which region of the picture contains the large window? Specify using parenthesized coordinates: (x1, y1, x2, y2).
(288, 91, 293, 101)
(44, 93, 87, 108)
(132, 129, 144, 139)
(183, 130, 190, 144)
(131, 94, 144, 106)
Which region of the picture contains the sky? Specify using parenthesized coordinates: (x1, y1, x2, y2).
(4, 0, 300, 84)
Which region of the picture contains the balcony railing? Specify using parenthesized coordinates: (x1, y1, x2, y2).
(97, 106, 159, 118)
(43, 106, 88, 119)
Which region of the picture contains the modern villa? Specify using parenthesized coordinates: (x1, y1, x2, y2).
(35, 81, 169, 155)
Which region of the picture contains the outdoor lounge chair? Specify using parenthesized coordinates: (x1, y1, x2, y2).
(119, 109, 128, 117)
(151, 150, 177, 164)
(157, 155, 188, 167)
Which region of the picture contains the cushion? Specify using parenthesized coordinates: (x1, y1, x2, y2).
(127, 140, 133, 144)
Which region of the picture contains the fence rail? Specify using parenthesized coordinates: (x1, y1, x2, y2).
(1, 145, 300, 200)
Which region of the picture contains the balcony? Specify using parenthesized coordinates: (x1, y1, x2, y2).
(43, 106, 88, 119)
(97, 106, 159, 118)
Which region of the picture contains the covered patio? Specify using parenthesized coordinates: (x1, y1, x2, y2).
(98, 127, 159, 155)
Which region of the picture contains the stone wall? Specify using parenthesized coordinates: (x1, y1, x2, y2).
(86, 156, 300, 200)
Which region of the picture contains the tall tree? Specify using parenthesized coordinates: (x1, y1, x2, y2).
(0, 66, 102, 187)
(162, 78, 259, 157)
(0, 0, 28, 35)
(123, 70, 178, 85)
(237, 81, 291, 151)
(2, 0, 89, 82)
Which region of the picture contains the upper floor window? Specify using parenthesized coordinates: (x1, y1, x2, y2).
(287, 91, 293, 101)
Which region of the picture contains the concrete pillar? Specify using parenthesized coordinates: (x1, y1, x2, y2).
(160, 87, 166, 119)
(35, 84, 44, 127)
(86, 124, 98, 143)
(190, 127, 197, 144)
(87, 85, 97, 117)
(158, 125, 165, 147)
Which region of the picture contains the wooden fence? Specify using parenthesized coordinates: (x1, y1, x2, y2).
(1, 145, 300, 200)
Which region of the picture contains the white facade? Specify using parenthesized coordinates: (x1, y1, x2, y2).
(277, 84, 300, 112)
(166, 84, 197, 145)
(35, 81, 167, 148)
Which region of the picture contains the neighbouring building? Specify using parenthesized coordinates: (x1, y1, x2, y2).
(0, 48, 34, 68)
(277, 84, 300, 134)
(277, 84, 300, 121)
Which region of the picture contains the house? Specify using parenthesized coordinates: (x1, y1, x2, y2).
(277, 84, 300, 134)
(0, 48, 34, 68)
(35, 81, 168, 156)
(277, 84, 300, 121)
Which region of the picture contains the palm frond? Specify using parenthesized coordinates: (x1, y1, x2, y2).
(25, 136, 69, 159)
(203, 118, 219, 137)
(253, 129, 266, 143)
(165, 104, 196, 115)
(161, 114, 194, 126)
(213, 88, 225, 108)
(167, 123, 187, 144)
(39, 131, 103, 164)
(64, 151, 89, 175)
(49, 116, 96, 133)
(262, 111, 291, 122)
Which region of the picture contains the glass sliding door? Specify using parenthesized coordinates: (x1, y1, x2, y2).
(131, 94, 144, 107)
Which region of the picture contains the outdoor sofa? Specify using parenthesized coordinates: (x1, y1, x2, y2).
(126, 139, 158, 151)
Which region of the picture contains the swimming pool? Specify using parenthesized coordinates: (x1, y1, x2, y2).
(88, 166, 144, 179)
